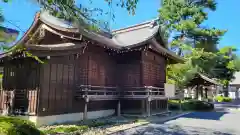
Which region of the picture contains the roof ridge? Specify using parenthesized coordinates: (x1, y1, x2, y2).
(112, 18, 159, 33)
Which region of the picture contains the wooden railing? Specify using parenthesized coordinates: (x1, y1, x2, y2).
(75, 85, 166, 100)
(120, 86, 165, 99)
(75, 85, 119, 100)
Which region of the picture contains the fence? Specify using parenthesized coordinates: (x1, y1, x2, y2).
(0, 89, 38, 115)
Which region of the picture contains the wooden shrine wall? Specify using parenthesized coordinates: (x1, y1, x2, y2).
(141, 50, 166, 87)
(1, 59, 40, 114)
(38, 45, 116, 116)
(87, 45, 116, 86)
(116, 51, 142, 87)
(38, 54, 76, 116)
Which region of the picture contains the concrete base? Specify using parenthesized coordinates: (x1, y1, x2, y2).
(18, 109, 115, 126)
(122, 110, 170, 118)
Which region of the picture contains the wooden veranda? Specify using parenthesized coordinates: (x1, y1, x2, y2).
(75, 85, 168, 119)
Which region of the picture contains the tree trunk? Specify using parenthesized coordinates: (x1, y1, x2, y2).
(224, 82, 229, 97)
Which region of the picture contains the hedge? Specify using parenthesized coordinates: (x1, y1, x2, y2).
(215, 96, 232, 102)
(168, 99, 214, 111)
(0, 116, 44, 135)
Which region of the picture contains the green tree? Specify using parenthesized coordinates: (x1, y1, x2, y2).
(159, 0, 226, 55)
(34, 0, 139, 31)
(167, 45, 240, 95)
(159, 0, 240, 93)
(210, 46, 240, 96)
(167, 60, 197, 89)
(167, 47, 217, 89)
(0, 0, 15, 50)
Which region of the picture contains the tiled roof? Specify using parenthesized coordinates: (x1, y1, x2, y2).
(0, 11, 183, 62)
(40, 11, 160, 48)
(198, 73, 220, 85)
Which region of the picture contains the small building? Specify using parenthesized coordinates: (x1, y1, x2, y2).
(0, 11, 183, 126)
(229, 72, 240, 99)
(184, 73, 221, 100)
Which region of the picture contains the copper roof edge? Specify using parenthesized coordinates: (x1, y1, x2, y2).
(112, 18, 159, 34)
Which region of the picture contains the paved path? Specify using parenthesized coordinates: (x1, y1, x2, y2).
(113, 103, 240, 135)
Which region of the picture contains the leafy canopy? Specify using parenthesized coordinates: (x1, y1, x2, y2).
(35, 0, 139, 31)
(159, 0, 240, 88)
(159, 0, 226, 54)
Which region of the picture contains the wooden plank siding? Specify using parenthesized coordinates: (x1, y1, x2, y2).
(142, 50, 166, 87)
(120, 49, 167, 112)
(1, 42, 168, 116)
(38, 55, 77, 116)
(87, 45, 116, 86)
(38, 45, 117, 116)
(116, 51, 142, 87)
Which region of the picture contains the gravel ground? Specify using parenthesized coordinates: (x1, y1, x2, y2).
(42, 112, 184, 135)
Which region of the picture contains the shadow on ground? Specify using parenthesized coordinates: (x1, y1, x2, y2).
(110, 112, 234, 135)
(112, 124, 233, 135)
(214, 100, 240, 108)
(179, 112, 228, 120)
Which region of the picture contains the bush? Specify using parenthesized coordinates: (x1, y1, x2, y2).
(184, 97, 192, 100)
(42, 125, 88, 134)
(215, 96, 232, 102)
(184, 100, 214, 111)
(41, 120, 113, 134)
(0, 116, 44, 135)
(168, 100, 214, 111)
(223, 97, 232, 102)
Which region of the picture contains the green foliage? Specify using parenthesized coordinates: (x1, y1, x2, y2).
(210, 46, 240, 86)
(41, 120, 114, 134)
(42, 125, 88, 134)
(24, 51, 45, 64)
(36, 0, 139, 31)
(167, 47, 240, 88)
(0, 116, 44, 135)
(160, 0, 239, 89)
(215, 96, 232, 102)
(167, 47, 219, 88)
(167, 60, 198, 88)
(168, 99, 214, 111)
(159, 0, 226, 54)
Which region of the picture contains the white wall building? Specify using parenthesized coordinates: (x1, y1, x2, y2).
(229, 72, 240, 99)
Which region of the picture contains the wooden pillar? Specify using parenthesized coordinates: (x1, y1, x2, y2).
(146, 98, 151, 117)
(141, 100, 145, 114)
(205, 89, 208, 99)
(200, 86, 204, 100)
(179, 99, 182, 111)
(155, 100, 158, 111)
(195, 85, 199, 99)
(117, 100, 121, 117)
(83, 98, 89, 120)
(166, 98, 169, 112)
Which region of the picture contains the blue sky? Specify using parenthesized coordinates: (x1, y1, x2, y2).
(0, 0, 239, 51)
